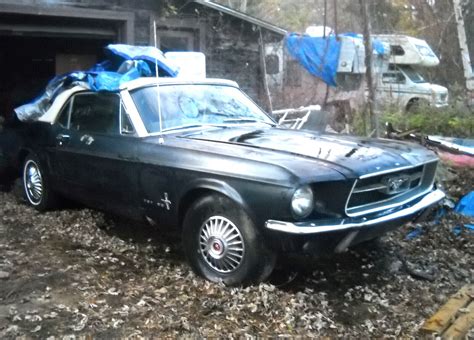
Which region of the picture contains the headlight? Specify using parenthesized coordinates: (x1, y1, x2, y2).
(291, 185, 314, 218)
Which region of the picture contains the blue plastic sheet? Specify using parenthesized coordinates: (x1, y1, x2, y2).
(455, 191, 474, 217)
(14, 72, 89, 121)
(15, 44, 175, 121)
(286, 34, 341, 87)
(452, 224, 474, 236)
(285, 33, 385, 87)
(105, 44, 179, 77)
(87, 60, 152, 92)
(406, 225, 424, 240)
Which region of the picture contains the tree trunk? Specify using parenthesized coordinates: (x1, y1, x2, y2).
(360, 0, 379, 137)
(240, 0, 248, 12)
(453, 0, 474, 90)
(258, 28, 273, 113)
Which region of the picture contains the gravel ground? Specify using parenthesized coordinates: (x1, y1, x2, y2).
(0, 165, 473, 338)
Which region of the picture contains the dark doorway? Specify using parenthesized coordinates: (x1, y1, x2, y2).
(0, 36, 112, 121)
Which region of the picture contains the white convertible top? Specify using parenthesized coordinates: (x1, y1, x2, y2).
(120, 77, 239, 91)
(37, 78, 240, 124)
(38, 86, 88, 124)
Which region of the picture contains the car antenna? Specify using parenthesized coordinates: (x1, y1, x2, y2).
(153, 20, 165, 145)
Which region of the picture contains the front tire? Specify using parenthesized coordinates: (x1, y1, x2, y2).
(182, 194, 276, 286)
(22, 154, 56, 211)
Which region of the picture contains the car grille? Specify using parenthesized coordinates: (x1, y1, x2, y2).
(345, 161, 437, 217)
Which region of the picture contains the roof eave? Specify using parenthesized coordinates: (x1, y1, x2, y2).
(192, 0, 287, 36)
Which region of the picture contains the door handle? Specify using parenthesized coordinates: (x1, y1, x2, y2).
(56, 134, 70, 146)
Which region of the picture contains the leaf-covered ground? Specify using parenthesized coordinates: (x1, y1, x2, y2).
(0, 166, 472, 337)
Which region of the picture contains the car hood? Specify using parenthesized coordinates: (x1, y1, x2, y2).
(180, 126, 437, 178)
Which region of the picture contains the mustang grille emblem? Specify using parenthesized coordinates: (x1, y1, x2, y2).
(381, 175, 411, 195)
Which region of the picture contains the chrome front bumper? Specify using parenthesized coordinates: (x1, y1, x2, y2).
(265, 189, 445, 235)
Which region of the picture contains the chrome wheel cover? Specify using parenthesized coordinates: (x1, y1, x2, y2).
(24, 160, 43, 206)
(199, 216, 245, 273)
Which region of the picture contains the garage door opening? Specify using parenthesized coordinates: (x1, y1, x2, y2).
(0, 35, 113, 121)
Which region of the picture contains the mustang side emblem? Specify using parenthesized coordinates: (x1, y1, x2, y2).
(161, 193, 171, 210)
(143, 192, 172, 210)
(381, 175, 411, 195)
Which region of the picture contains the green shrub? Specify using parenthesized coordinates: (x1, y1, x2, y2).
(353, 102, 473, 137)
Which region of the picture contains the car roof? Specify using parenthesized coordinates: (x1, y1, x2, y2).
(121, 77, 240, 91)
(37, 78, 241, 124)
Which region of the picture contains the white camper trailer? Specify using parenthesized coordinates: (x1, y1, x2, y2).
(374, 35, 440, 67)
(373, 35, 449, 111)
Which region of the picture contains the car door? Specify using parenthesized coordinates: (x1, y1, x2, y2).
(50, 92, 141, 217)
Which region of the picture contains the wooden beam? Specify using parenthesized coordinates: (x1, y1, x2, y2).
(443, 301, 474, 339)
(421, 285, 474, 335)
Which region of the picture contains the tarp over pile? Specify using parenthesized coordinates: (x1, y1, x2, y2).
(286, 34, 341, 87)
(285, 33, 385, 87)
(15, 44, 179, 122)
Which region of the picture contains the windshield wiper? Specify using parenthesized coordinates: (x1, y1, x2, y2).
(162, 124, 228, 132)
(223, 118, 275, 126)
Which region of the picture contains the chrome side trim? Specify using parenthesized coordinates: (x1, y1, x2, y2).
(120, 90, 148, 138)
(265, 189, 445, 235)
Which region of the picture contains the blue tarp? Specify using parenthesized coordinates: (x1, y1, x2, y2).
(285, 32, 385, 87)
(15, 44, 177, 121)
(286, 34, 341, 87)
(455, 191, 474, 218)
(87, 60, 152, 92)
(105, 44, 179, 77)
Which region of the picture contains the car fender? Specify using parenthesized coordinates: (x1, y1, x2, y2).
(178, 178, 254, 224)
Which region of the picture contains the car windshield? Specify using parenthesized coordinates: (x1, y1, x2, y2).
(398, 65, 426, 83)
(131, 84, 274, 133)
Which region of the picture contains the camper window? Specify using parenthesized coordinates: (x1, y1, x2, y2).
(382, 72, 405, 84)
(390, 45, 405, 56)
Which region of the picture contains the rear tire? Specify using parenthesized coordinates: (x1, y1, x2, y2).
(22, 153, 57, 211)
(182, 194, 276, 286)
(406, 98, 429, 113)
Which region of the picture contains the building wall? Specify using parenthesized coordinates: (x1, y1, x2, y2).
(0, 0, 170, 44)
(0, 0, 283, 111)
(178, 3, 282, 109)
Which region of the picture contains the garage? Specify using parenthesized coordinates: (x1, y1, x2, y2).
(0, 5, 134, 121)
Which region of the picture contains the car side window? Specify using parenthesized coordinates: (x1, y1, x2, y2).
(56, 100, 72, 128)
(69, 93, 120, 134)
(120, 102, 136, 135)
